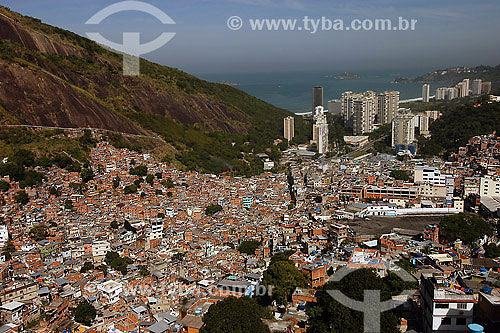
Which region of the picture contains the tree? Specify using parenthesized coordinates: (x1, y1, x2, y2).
(201, 297, 270, 333)
(105, 251, 133, 275)
(110, 221, 119, 229)
(124, 184, 138, 194)
(172, 252, 185, 262)
(237, 240, 261, 255)
(396, 258, 417, 274)
(2, 240, 16, 260)
(205, 204, 222, 216)
(307, 269, 401, 333)
(146, 174, 154, 185)
(64, 199, 74, 210)
(262, 253, 306, 304)
(49, 186, 61, 196)
(73, 299, 96, 326)
(440, 213, 494, 245)
(130, 165, 148, 176)
(0, 180, 9, 192)
(80, 262, 94, 273)
(29, 224, 48, 241)
(485, 243, 500, 258)
(112, 176, 120, 189)
(80, 168, 94, 183)
(390, 169, 410, 181)
(139, 265, 150, 277)
(15, 191, 29, 205)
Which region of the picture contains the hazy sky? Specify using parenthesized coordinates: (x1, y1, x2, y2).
(3, 0, 500, 74)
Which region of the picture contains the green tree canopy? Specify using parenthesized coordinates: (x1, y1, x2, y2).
(307, 269, 407, 333)
(201, 297, 270, 333)
(130, 165, 148, 176)
(440, 213, 494, 245)
(15, 190, 29, 205)
(485, 243, 500, 258)
(390, 169, 410, 181)
(72, 299, 96, 326)
(262, 253, 306, 304)
(205, 204, 222, 216)
(237, 240, 261, 255)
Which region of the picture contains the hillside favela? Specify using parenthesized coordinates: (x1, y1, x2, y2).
(0, 1, 500, 333)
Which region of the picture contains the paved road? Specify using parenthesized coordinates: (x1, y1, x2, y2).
(0, 124, 167, 143)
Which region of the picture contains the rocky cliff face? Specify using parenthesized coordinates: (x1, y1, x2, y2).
(0, 7, 261, 136)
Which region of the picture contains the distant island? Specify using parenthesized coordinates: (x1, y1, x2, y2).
(221, 80, 240, 86)
(335, 72, 360, 79)
(393, 64, 500, 87)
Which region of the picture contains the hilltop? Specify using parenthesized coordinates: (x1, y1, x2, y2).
(394, 65, 500, 88)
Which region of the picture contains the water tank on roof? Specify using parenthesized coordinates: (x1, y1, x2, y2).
(468, 323, 484, 332)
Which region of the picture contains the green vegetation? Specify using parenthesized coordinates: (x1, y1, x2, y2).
(390, 169, 410, 181)
(29, 224, 48, 241)
(308, 269, 415, 332)
(139, 265, 150, 277)
(110, 221, 119, 229)
(201, 296, 270, 333)
(1, 240, 16, 260)
(237, 240, 261, 255)
(80, 262, 94, 273)
(124, 184, 138, 194)
(80, 168, 94, 183)
(112, 176, 120, 189)
(130, 165, 148, 177)
(485, 243, 500, 258)
(104, 251, 133, 275)
(0, 180, 9, 192)
(407, 97, 500, 157)
(15, 190, 29, 205)
(205, 204, 223, 216)
(440, 213, 494, 245)
(172, 252, 185, 262)
(64, 199, 73, 210)
(262, 252, 306, 304)
(396, 258, 417, 274)
(72, 299, 96, 326)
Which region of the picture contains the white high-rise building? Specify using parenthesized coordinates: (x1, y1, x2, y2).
(377, 91, 399, 124)
(422, 84, 430, 103)
(314, 106, 329, 154)
(457, 82, 468, 97)
(472, 79, 482, 95)
(436, 87, 459, 100)
(342, 91, 378, 135)
(392, 113, 417, 148)
(283, 116, 295, 142)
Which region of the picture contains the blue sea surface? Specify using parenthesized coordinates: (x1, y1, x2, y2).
(198, 70, 453, 113)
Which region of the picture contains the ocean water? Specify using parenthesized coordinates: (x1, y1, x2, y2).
(198, 70, 452, 113)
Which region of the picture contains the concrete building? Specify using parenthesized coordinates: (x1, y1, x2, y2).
(92, 240, 110, 263)
(478, 289, 500, 332)
(314, 106, 329, 154)
(392, 113, 417, 153)
(436, 87, 459, 100)
(480, 176, 500, 197)
(420, 273, 475, 332)
(472, 79, 482, 95)
(97, 280, 123, 304)
(481, 81, 492, 94)
(378, 91, 399, 124)
(422, 84, 430, 102)
(341, 91, 378, 134)
(327, 99, 342, 116)
(283, 116, 295, 142)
